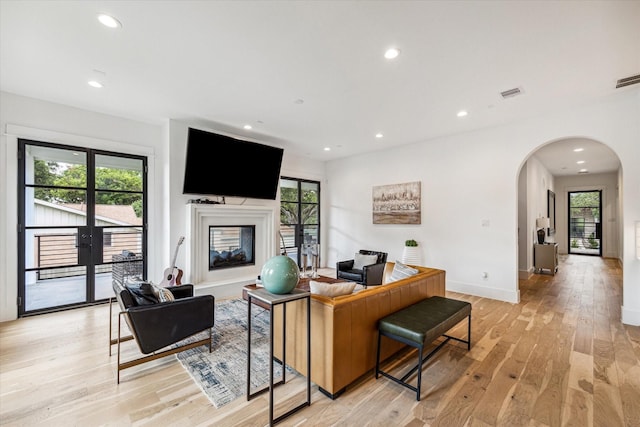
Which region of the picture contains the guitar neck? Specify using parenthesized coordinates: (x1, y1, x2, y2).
(170, 237, 184, 267)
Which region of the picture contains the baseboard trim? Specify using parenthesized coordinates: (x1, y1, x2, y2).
(447, 281, 519, 304)
(518, 269, 533, 280)
(622, 305, 640, 326)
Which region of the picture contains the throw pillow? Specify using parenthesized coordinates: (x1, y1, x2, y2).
(309, 280, 357, 297)
(389, 261, 419, 282)
(353, 253, 379, 270)
(352, 284, 366, 293)
(125, 282, 159, 305)
(152, 284, 176, 303)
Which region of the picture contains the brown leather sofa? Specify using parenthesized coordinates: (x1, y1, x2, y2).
(273, 262, 445, 398)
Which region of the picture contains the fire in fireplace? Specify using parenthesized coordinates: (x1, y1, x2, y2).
(209, 225, 255, 270)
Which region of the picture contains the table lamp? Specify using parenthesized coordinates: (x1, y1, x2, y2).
(536, 217, 550, 244)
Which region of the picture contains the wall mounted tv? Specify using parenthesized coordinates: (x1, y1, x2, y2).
(183, 127, 284, 200)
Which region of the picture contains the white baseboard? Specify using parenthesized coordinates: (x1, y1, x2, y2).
(447, 280, 520, 304)
(622, 305, 640, 326)
(518, 269, 533, 280)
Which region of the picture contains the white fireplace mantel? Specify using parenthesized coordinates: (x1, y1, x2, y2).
(185, 203, 277, 288)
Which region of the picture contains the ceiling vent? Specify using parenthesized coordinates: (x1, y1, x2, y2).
(616, 74, 640, 89)
(500, 87, 523, 99)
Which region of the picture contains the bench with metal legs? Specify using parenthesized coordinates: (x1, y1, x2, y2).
(375, 296, 472, 401)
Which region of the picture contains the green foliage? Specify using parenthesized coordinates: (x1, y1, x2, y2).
(132, 199, 143, 217)
(571, 239, 578, 248)
(33, 160, 61, 200)
(31, 161, 143, 208)
(570, 192, 600, 221)
(280, 186, 319, 225)
(405, 239, 418, 247)
(570, 192, 599, 207)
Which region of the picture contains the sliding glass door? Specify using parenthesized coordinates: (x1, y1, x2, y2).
(18, 139, 147, 316)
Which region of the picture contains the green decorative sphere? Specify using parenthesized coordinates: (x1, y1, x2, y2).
(260, 255, 300, 294)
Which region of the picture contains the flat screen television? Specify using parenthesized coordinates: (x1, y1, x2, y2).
(183, 127, 284, 200)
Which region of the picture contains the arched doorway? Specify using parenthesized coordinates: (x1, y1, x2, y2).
(516, 136, 622, 282)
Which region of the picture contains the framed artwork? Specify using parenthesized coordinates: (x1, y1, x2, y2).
(372, 181, 421, 224)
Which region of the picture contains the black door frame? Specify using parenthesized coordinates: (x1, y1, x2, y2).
(567, 189, 603, 257)
(280, 177, 321, 268)
(17, 139, 147, 316)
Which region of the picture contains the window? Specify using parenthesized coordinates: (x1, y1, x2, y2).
(279, 177, 320, 268)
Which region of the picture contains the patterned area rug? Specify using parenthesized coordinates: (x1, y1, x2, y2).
(176, 298, 289, 408)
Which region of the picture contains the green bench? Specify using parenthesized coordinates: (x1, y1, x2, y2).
(375, 296, 472, 401)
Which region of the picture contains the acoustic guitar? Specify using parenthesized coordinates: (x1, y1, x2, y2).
(159, 236, 184, 287)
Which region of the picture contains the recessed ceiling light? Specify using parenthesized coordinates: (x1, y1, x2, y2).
(576, 160, 585, 164)
(573, 148, 584, 152)
(579, 168, 588, 173)
(88, 80, 103, 88)
(324, 147, 331, 151)
(384, 47, 400, 60)
(97, 13, 122, 29)
(243, 124, 252, 130)
(457, 110, 468, 117)
(375, 133, 383, 138)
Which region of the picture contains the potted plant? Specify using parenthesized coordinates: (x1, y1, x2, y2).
(402, 239, 421, 265)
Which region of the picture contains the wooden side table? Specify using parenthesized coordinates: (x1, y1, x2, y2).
(246, 288, 311, 425)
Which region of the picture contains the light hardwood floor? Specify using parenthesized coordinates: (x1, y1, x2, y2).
(1, 255, 639, 426)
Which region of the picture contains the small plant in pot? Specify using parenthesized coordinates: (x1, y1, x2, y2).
(402, 239, 421, 265)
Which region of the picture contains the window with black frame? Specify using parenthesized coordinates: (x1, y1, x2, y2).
(279, 178, 320, 271)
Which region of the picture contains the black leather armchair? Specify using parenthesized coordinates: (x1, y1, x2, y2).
(336, 250, 388, 287)
(110, 281, 215, 383)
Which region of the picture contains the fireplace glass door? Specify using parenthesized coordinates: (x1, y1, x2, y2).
(209, 225, 255, 270)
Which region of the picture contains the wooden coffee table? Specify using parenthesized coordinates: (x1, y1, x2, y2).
(242, 275, 341, 310)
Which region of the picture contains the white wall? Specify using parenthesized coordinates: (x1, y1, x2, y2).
(554, 172, 619, 258)
(516, 155, 555, 278)
(517, 163, 528, 276)
(526, 155, 556, 263)
(0, 92, 164, 321)
(325, 90, 640, 325)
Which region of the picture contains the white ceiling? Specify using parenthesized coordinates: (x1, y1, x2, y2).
(533, 138, 621, 177)
(1, 1, 638, 172)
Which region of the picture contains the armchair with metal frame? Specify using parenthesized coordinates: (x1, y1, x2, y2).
(336, 249, 388, 287)
(109, 281, 215, 383)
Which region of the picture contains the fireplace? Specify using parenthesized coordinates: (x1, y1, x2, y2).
(185, 203, 276, 288)
(209, 225, 255, 270)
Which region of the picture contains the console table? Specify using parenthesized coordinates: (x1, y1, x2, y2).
(246, 288, 311, 425)
(534, 243, 558, 275)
